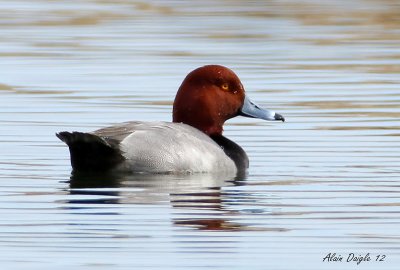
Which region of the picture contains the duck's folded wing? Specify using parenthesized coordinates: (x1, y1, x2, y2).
(91, 121, 144, 142)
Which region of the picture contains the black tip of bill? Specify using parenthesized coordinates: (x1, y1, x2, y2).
(274, 113, 285, 122)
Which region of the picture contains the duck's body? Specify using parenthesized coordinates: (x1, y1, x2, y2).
(57, 121, 246, 174)
(57, 65, 284, 175)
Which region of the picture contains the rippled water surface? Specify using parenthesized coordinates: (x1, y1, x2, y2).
(1, 0, 400, 269)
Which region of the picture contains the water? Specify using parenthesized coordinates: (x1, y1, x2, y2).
(1, 0, 400, 269)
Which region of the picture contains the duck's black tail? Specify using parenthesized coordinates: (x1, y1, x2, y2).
(56, 132, 125, 172)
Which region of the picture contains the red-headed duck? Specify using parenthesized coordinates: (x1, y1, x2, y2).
(57, 65, 284, 174)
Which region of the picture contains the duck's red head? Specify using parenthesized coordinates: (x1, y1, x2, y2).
(173, 65, 284, 136)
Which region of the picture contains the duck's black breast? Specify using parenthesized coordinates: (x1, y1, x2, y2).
(210, 135, 249, 173)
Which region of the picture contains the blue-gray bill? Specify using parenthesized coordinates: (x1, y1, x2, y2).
(240, 95, 285, 122)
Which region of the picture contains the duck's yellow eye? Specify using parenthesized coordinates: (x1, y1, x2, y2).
(221, 83, 229, 91)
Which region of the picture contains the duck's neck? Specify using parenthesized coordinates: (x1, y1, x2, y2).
(172, 117, 223, 136)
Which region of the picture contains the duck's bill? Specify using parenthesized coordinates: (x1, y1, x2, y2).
(240, 95, 285, 122)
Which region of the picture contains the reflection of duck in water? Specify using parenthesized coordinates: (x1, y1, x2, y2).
(69, 170, 239, 189)
(68, 171, 246, 231)
(57, 65, 284, 175)
(68, 172, 288, 232)
(68, 170, 237, 209)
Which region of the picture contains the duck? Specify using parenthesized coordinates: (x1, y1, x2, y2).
(57, 65, 284, 174)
